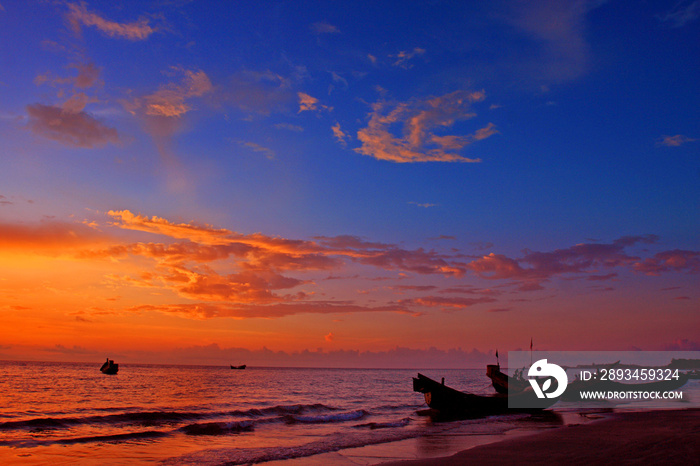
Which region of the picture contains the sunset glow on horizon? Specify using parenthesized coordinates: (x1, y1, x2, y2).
(1, 1, 698, 367)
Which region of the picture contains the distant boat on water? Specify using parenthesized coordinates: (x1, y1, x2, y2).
(100, 358, 118, 375)
(230, 364, 246, 370)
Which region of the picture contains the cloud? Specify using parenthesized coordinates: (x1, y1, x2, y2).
(633, 250, 700, 275)
(504, 0, 605, 83)
(355, 90, 497, 162)
(464, 235, 700, 290)
(658, 1, 700, 28)
(44, 344, 99, 355)
(297, 92, 330, 113)
(275, 123, 304, 132)
(66, 2, 156, 40)
(325, 332, 334, 342)
(26, 103, 120, 148)
(130, 68, 213, 118)
(36, 62, 102, 90)
(331, 122, 350, 146)
(663, 339, 700, 351)
(391, 47, 426, 69)
(71, 62, 102, 88)
(656, 134, 697, 147)
(221, 71, 296, 116)
(238, 141, 276, 159)
(121, 68, 213, 190)
(401, 295, 496, 309)
(409, 202, 438, 208)
(108, 210, 232, 244)
(310, 21, 340, 34)
(14, 211, 698, 322)
(106, 212, 468, 278)
(467, 253, 526, 279)
(128, 302, 407, 319)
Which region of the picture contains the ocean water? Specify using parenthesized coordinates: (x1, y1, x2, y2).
(1, 362, 697, 465)
(0, 362, 536, 465)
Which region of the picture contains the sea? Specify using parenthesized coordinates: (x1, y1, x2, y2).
(1, 361, 697, 465)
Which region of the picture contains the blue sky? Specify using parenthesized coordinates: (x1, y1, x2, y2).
(0, 0, 698, 364)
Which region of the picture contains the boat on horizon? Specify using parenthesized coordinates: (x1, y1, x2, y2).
(412, 373, 556, 419)
(230, 364, 246, 370)
(100, 358, 118, 375)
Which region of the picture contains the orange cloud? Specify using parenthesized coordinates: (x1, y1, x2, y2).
(239, 141, 276, 159)
(130, 68, 213, 118)
(108, 210, 232, 244)
(332, 122, 349, 146)
(7, 212, 696, 323)
(297, 92, 330, 113)
(127, 302, 408, 319)
(657, 134, 697, 147)
(402, 296, 496, 309)
(391, 47, 426, 69)
(633, 250, 700, 275)
(66, 2, 156, 41)
(355, 90, 496, 162)
(26, 103, 120, 148)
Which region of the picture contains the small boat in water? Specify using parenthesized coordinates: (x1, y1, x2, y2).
(413, 373, 555, 419)
(100, 358, 118, 375)
(230, 364, 246, 370)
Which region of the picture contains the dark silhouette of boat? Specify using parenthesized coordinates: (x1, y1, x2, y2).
(230, 364, 246, 369)
(486, 364, 529, 394)
(100, 358, 118, 375)
(412, 373, 556, 418)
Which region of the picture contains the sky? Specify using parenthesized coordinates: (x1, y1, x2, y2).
(0, 0, 698, 367)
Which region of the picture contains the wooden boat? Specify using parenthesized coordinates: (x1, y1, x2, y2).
(486, 364, 529, 394)
(412, 373, 556, 418)
(100, 358, 118, 375)
(230, 364, 246, 370)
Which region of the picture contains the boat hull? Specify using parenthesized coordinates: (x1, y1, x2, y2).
(413, 373, 555, 418)
(486, 365, 529, 394)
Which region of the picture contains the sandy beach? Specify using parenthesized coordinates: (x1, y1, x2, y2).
(379, 409, 700, 465)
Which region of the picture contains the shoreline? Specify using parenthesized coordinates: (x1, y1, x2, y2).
(378, 408, 700, 465)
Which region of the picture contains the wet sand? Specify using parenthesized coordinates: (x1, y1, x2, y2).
(379, 408, 700, 465)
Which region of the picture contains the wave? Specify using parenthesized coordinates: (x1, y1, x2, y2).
(354, 417, 412, 429)
(162, 427, 422, 465)
(0, 403, 337, 433)
(287, 409, 368, 424)
(0, 410, 202, 431)
(179, 420, 254, 436)
(0, 430, 169, 448)
(226, 403, 336, 418)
